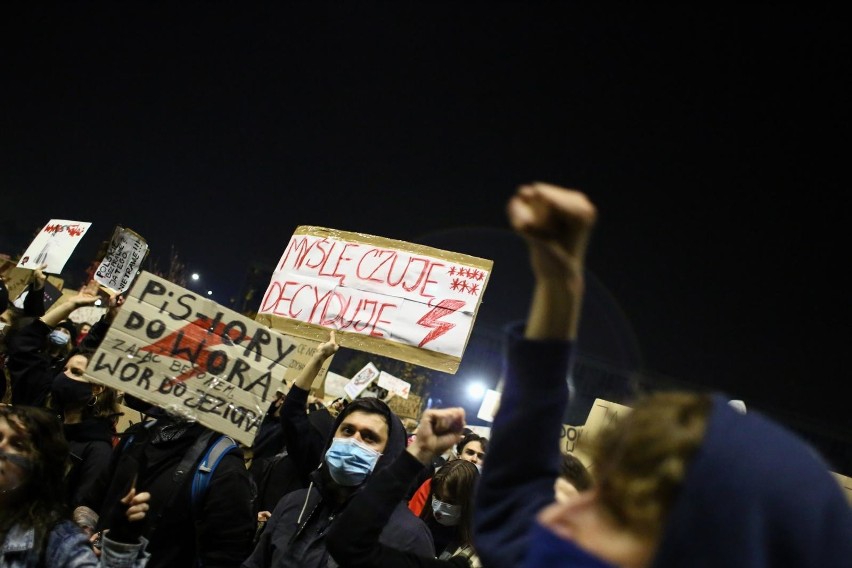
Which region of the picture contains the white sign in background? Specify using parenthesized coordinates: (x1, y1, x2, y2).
(17, 219, 92, 274)
(377, 370, 411, 399)
(95, 226, 149, 293)
(343, 361, 380, 400)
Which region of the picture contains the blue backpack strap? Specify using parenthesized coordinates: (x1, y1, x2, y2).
(190, 434, 238, 511)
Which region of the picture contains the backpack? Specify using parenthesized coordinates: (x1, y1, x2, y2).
(119, 429, 238, 510)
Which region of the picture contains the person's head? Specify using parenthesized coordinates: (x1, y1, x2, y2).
(456, 433, 487, 466)
(422, 458, 479, 546)
(589, 392, 711, 544)
(533, 392, 852, 568)
(48, 353, 119, 422)
(329, 397, 348, 417)
(46, 320, 77, 357)
(554, 452, 593, 503)
(75, 322, 91, 345)
(0, 405, 69, 528)
(323, 397, 405, 488)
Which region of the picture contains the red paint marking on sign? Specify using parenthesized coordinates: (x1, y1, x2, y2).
(141, 318, 252, 383)
(416, 299, 465, 348)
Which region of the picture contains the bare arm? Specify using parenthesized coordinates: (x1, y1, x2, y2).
(508, 182, 596, 341)
(40, 280, 100, 328)
(292, 330, 338, 391)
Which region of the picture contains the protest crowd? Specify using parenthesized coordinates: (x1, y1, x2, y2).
(1, 183, 850, 567)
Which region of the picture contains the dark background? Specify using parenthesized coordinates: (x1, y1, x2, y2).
(2, 6, 849, 473)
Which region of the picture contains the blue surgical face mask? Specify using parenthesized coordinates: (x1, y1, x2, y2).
(48, 329, 70, 346)
(324, 437, 382, 486)
(431, 496, 462, 526)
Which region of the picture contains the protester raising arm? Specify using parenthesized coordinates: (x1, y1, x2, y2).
(473, 183, 596, 568)
(8, 280, 102, 406)
(41, 280, 101, 329)
(280, 330, 339, 480)
(327, 407, 473, 568)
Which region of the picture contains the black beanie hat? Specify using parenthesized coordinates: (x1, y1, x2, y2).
(55, 320, 78, 344)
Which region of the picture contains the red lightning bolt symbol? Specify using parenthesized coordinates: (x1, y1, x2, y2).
(416, 299, 465, 348)
(141, 318, 252, 383)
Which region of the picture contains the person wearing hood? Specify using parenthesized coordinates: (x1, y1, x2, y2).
(242, 331, 435, 568)
(8, 280, 101, 407)
(473, 182, 852, 568)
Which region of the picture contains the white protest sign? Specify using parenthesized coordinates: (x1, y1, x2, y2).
(256, 226, 492, 374)
(322, 371, 350, 399)
(95, 226, 149, 293)
(69, 305, 108, 325)
(344, 361, 380, 400)
(377, 370, 411, 399)
(17, 219, 92, 274)
(477, 388, 502, 422)
(85, 271, 310, 446)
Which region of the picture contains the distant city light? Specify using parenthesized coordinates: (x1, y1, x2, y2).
(467, 381, 486, 400)
(191, 273, 200, 281)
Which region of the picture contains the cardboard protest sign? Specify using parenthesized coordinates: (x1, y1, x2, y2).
(476, 388, 502, 422)
(831, 472, 852, 505)
(583, 398, 632, 446)
(279, 340, 336, 399)
(558, 399, 633, 471)
(387, 393, 422, 420)
(84, 271, 321, 446)
(377, 370, 411, 399)
(322, 371, 350, 399)
(13, 281, 65, 312)
(17, 219, 92, 274)
(256, 226, 493, 374)
(344, 362, 380, 400)
(0, 259, 34, 303)
(559, 424, 592, 469)
(46, 276, 64, 291)
(95, 226, 149, 293)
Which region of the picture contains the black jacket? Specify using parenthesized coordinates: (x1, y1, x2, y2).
(327, 451, 472, 568)
(64, 418, 115, 510)
(242, 387, 434, 567)
(8, 318, 65, 407)
(95, 417, 256, 568)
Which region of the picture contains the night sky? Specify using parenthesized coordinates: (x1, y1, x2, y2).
(2, 6, 849, 472)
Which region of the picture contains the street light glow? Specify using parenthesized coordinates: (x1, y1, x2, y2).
(467, 381, 486, 400)
(191, 273, 200, 281)
(207, 290, 213, 296)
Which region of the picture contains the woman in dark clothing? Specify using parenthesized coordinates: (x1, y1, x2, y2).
(326, 407, 480, 568)
(47, 350, 121, 510)
(7, 280, 100, 407)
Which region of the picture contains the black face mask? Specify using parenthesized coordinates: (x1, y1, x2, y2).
(51, 372, 93, 409)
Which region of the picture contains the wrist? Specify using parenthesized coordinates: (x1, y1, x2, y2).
(406, 444, 434, 465)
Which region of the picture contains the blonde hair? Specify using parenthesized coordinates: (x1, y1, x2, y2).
(590, 391, 712, 541)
